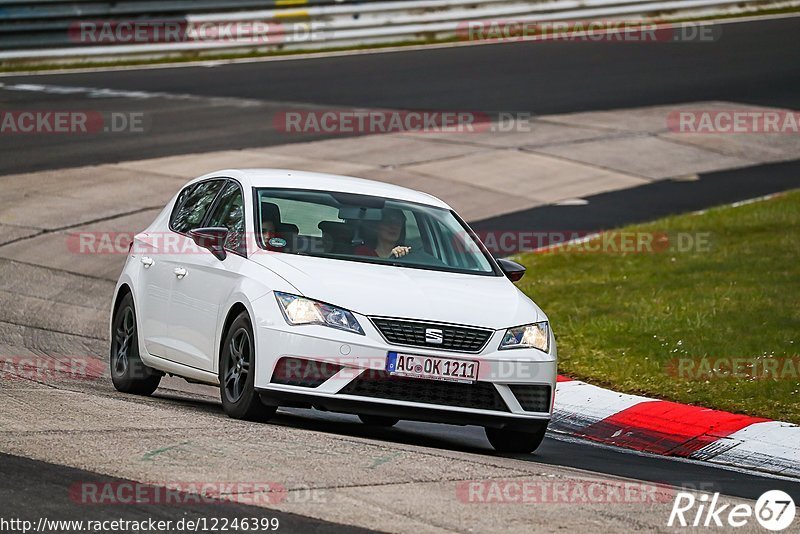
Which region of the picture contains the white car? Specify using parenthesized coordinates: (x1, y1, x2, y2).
(110, 169, 557, 453)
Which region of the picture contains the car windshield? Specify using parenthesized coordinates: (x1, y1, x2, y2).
(254, 188, 498, 276)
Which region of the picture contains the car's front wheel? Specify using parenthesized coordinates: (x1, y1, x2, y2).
(220, 311, 277, 421)
(485, 422, 548, 454)
(110, 293, 162, 396)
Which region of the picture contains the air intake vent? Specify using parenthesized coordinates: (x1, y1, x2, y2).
(271, 357, 343, 388)
(509, 384, 551, 412)
(339, 370, 509, 412)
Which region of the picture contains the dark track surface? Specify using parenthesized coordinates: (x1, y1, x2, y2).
(0, 17, 798, 175)
(471, 159, 800, 233)
(0, 453, 375, 534)
(270, 407, 800, 503)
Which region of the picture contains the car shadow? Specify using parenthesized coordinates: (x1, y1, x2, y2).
(151, 388, 500, 456)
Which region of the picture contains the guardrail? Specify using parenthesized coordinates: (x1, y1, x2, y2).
(0, 0, 793, 63)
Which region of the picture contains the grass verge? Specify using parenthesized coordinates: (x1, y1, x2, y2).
(515, 190, 800, 423)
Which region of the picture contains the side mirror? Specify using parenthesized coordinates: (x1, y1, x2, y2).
(188, 227, 228, 261)
(496, 258, 526, 282)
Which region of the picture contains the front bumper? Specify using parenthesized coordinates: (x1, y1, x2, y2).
(252, 307, 557, 427)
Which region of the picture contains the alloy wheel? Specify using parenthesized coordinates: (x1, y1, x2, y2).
(224, 327, 251, 403)
(112, 306, 135, 377)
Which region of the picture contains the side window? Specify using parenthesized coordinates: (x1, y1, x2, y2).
(206, 181, 245, 255)
(170, 180, 225, 233)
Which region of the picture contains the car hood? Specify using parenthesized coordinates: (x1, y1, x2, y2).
(250, 253, 545, 330)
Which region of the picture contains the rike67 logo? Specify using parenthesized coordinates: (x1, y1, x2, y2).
(668, 490, 796, 531)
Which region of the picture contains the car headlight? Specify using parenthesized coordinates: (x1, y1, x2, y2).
(274, 292, 364, 335)
(499, 322, 549, 352)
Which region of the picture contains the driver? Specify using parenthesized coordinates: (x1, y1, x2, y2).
(354, 208, 411, 259)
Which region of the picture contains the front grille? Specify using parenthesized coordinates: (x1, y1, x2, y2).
(338, 370, 509, 412)
(370, 317, 493, 353)
(271, 357, 343, 388)
(509, 384, 551, 412)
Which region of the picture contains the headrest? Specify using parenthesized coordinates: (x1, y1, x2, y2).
(260, 202, 282, 223)
(318, 221, 354, 239)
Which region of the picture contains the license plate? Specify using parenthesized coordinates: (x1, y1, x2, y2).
(386, 352, 479, 384)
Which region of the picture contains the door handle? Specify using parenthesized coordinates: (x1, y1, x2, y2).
(173, 267, 187, 279)
(141, 256, 154, 268)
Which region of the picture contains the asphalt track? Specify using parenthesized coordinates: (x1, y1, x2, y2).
(0, 16, 799, 175)
(1, 14, 800, 533)
(4, 391, 799, 531)
(0, 454, 373, 534)
(471, 159, 800, 231)
(272, 406, 800, 503)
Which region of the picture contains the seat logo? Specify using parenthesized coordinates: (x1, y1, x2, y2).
(425, 328, 443, 344)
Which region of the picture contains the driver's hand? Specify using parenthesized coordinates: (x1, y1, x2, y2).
(391, 246, 411, 258)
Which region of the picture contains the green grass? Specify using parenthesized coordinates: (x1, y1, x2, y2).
(515, 190, 800, 423)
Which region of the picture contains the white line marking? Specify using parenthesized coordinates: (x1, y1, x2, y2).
(0, 82, 266, 108)
(555, 198, 589, 205)
(692, 191, 785, 215)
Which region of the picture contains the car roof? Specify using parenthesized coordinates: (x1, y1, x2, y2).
(192, 168, 451, 209)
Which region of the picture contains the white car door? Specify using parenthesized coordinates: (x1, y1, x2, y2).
(144, 178, 226, 365)
(132, 231, 175, 358)
(167, 180, 248, 372)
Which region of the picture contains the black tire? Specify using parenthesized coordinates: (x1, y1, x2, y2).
(110, 293, 162, 396)
(485, 422, 548, 454)
(358, 414, 399, 427)
(220, 312, 277, 421)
